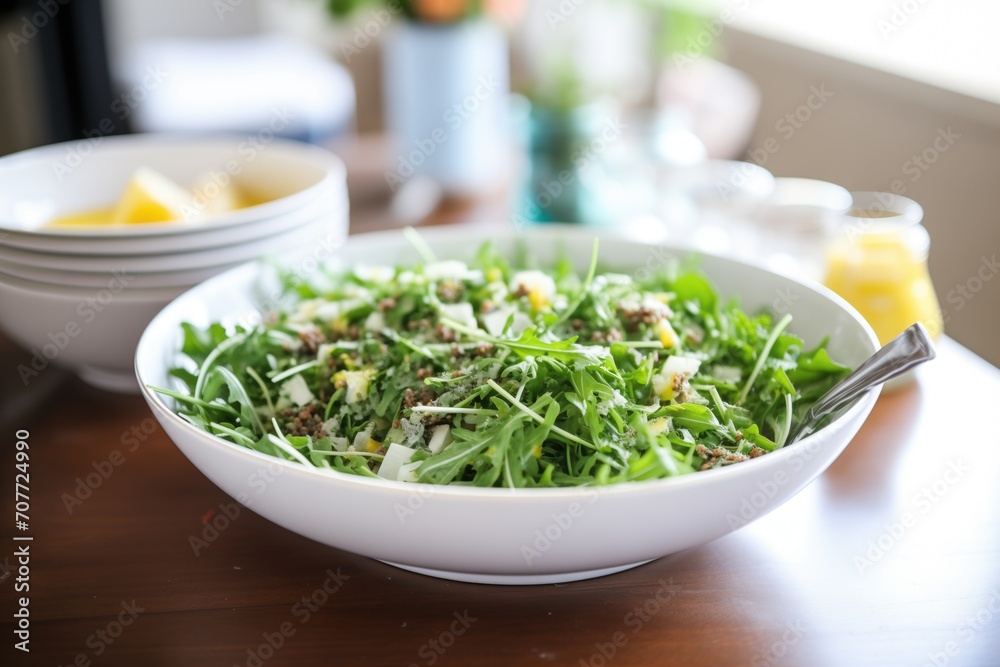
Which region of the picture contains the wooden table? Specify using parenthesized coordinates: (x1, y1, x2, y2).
(3, 173, 1000, 667)
(3, 334, 999, 667)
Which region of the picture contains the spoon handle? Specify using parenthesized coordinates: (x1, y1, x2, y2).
(789, 323, 936, 443)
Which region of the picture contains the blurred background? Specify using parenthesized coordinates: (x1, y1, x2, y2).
(1, 0, 998, 366)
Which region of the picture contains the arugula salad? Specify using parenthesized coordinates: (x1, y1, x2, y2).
(153, 236, 850, 488)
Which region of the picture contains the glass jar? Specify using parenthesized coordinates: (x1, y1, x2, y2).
(823, 192, 943, 346)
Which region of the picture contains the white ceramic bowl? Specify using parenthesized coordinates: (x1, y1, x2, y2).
(0, 134, 349, 392)
(0, 134, 346, 255)
(0, 200, 346, 274)
(136, 227, 880, 585)
(0, 259, 247, 290)
(0, 271, 188, 392)
(0, 216, 347, 392)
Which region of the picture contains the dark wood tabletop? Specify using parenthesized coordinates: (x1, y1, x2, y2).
(3, 146, 1000, 667)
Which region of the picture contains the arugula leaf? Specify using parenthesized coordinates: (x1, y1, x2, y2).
(672, 273, 717, 311)
(504, 329, 609, 365)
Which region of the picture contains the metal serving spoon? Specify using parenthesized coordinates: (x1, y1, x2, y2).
(787, 323, 936, 444)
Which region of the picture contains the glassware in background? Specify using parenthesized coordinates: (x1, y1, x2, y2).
(517, 105, 706, 228)
(824, 192, 943, 347)
(517, 101, 617, 225)
(751, 178, 852, 281)
(609, 108, 708, 239)
(674, 159, 775, 255)
(655, 56, 762, 162)
(511, 0, 655, 225)
(643, 108, 710, 167)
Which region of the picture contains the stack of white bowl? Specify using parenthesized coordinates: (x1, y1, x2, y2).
(0, 135, 348, 392)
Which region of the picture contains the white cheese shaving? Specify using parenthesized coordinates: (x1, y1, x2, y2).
(396, 461, 423, 483)
(481, 306, 533, 337)
(351, 424, 374, 451)
(353, 265, 395, 283)
(711, 365, 743, 384)
(424, 260, 482, 281)
(316, 298, 363, 322)
(364, 311, 385, 332)
(377, 443, 417, 481)
(427, 424, 452, 454)
(438, 302, 478, 330)
(288, 298, 321, 324)
(279, 375, 314, 406)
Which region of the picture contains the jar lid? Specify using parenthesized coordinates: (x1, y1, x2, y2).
(846, 191, 924, 226)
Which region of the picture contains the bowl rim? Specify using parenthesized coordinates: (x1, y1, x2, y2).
(135, 225, 881, 500)
(0, 184, 347, 256)
(0, 134, 346, 239)
(0, 213, 336, 273)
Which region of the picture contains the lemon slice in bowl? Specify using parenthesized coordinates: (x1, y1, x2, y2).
(112, 167, 198, 225)
(190, 173, 246, 216)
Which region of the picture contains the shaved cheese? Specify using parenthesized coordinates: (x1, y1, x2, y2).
(481, 306, 533, 337)
(377, 443, 417, 481)
(424, 260, 482, 281)
(427, 425, 452, 454)
(352, 424, 374, 451)
(364, 311, 385, 331)
(316, 298, 363, 321)
(279, 375, 314, 406)
(353, 265, 395, 282)
(711, 365, 743, 384)
(397, 461, 422, 483)
(438, 302, 477, 330)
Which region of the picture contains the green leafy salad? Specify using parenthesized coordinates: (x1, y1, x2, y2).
(152, 236, 850, 488)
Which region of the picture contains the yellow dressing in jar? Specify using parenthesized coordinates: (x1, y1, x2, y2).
(824, 193, 943, 346)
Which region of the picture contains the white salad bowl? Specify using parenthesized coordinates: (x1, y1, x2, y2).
(135, 226, 880, 585)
